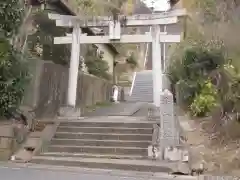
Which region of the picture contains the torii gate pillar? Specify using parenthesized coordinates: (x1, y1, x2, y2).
(67, 25, 81, 107)
(152, 25, 162, 107)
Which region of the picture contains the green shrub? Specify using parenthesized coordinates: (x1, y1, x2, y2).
(168, 46, 225, 108)
(190, 80, 218, 117)
(126, 53, 137, 69)
(177, 79, 201, 105)
(85, 45, 111, 80)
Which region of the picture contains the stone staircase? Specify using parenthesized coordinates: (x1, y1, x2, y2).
(127, 70, 172, 103)
(128, 70, 153, 102)
(31, 119, 177, 172)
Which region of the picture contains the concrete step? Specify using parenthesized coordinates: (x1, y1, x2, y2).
(130, 92, 152, 94)
(131, 91, 152, 94)
(134, 82, 152, 85)
(39, 152, 146, 160)
(128, 95, 153, 99)
(54, 132, 152, 141)
(132, 87, 152, 90)
(131, 89, 152, 92)
(130, 71, 154, 103)
(129, 96, 153, 98)
(134, 84, 152, 86)
(132, 87, 152, 89)
(134, 80, 152, 82)
(130, 94, 153, 98)
(47, 145, 148, 156)
(132, 88, 152, 90)
(57, 126, 153, 134)
(59, 122, 153, 129)
(129, 96, 153, 101)
(130, 94, 152, 97)
(128, 98, 153, 101)
(31, 156, 176, 173)
(128, 100, 153, 103)
(132, 85, 152, 88)
(128, 99, 153, 103)
(51, 138, 151, 148)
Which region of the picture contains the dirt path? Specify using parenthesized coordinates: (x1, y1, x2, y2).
(178, 112, 240, 176)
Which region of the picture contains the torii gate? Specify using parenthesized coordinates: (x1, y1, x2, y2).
(48, 9, 186, 108)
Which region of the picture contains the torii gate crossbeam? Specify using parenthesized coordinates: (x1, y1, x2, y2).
(54, 34, 181, 44)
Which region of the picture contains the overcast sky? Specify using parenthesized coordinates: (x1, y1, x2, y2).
(143, 0, 170, 11)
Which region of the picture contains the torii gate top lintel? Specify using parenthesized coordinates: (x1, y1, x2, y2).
(48, 8, 186, 27)
(48, 9, 186, 21)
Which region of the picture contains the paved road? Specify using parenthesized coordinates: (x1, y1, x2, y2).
(0, 167, 145, 180)
(0, 163, 197, 180)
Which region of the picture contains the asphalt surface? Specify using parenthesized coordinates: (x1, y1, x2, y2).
(0, 163, 194, 180)
(0, 167, 144, 180)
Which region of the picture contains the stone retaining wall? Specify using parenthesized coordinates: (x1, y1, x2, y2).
(0, 124, 14, 160)
(22, 60, 113, 119)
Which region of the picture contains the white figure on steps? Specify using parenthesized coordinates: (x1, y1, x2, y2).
(112, 85, 119, 103)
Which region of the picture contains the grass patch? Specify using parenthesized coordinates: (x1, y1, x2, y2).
(95, 101, 112, 107)
(85, 101, 112, 112)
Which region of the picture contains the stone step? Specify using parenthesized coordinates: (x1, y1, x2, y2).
(134, 80, 152, 82)
(133, 85, 149, 87)
(132, 87, 152, 89)
(132, 86, 152, 89)
(54, 132, 152, 141)
(132, 90, 152, 92)
(129, 96, 153, 100)
(130, 95, 153, 98)
(130, 71, 154, 103)
(132, 89, 151, 92)
(131, 89, 152, 92)
(134, 82, 152, 85)
(57, 126, 153, 134)
(128, 95, 152, 98)
(130, 94, 152, 97)
(132, 87, 152, 90)
(47, 145, 148, 156)
(128, 100, 153, 103)
(51, 138, 151, 148)
(128, 96, 153, 100)
(59, 122, 153, 129)
(39, 152, 146, 160)
(131, 91, 152, 94)
(31, 156, 176, 173)
(130, 94, 153, 97)
(134, 84, 152, 86)
(132, 86, 152, 88)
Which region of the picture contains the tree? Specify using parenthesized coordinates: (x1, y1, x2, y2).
(27, 11, 70, 65)
(0, 0, 30, 116)
(85, 45, 111, 80)
(75, 0, 133, 16)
